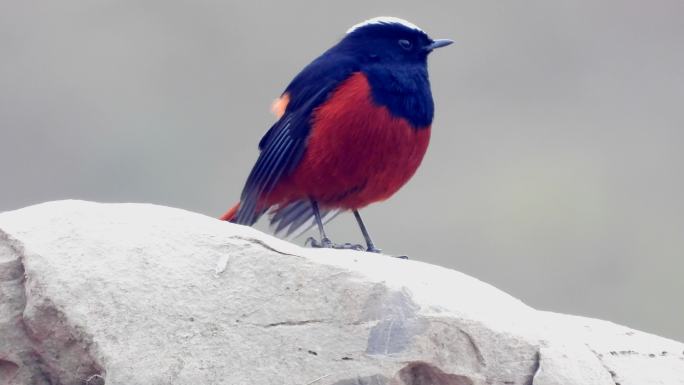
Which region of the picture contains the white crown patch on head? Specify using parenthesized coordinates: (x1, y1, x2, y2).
(346, 16, 424, 34)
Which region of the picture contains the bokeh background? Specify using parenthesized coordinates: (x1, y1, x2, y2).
(1, 0, 683, 341)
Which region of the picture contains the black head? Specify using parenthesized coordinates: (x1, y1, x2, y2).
(336, 17, 453, 65)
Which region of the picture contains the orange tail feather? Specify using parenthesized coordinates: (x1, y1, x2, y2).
(219, 203, 239, 221)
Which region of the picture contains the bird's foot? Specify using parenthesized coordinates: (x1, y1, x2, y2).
(306, 238, 404, 257)
(306, 237, 366, 251)
(306, 236, 334, 249)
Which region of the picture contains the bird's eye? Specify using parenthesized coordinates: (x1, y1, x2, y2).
(398, 39, 412, 50)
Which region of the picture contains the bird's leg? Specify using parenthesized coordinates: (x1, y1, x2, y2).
(306, 199, 333, 248)
(307, 207, 405, 257)
(306, 200, 364, 251)
(353, 210, 381, 253)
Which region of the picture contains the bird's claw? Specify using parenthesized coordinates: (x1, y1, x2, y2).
(306, 236, 333, 248)
(306, 237, 367, 251)
(305, 238, 407, 258)
(339, 242, 366, 251)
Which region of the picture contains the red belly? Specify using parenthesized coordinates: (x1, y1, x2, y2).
(270, 72, 431, 210)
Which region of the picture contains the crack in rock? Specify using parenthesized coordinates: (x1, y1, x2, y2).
(331, 374, 389, 385)
(230, 235, 299, 257)
(527, 350, 541, 385)
(263, 319, 328, 328)
(458, 327, 487, 367)
(588, 347, 619, 385)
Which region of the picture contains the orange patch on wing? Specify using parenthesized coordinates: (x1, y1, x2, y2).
(271, 93, 290, 118)
(219, 202, 239, 221)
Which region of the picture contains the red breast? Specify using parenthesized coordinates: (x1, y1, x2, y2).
(267, 72, 431, 210)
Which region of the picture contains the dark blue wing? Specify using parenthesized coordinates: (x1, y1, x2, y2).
(233, 51, 359, 225)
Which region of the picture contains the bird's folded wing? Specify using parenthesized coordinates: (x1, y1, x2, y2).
(234, 53, 359, 225)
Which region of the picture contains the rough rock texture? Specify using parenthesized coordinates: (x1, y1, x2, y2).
(0, 200, 682, 385)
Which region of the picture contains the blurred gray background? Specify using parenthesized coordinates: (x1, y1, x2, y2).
(1, 0, 682, 340)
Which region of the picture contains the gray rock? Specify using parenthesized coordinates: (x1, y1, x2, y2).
(0, 200, 682, 385)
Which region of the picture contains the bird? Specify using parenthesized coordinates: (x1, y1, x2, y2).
(220, 16, 452, 253)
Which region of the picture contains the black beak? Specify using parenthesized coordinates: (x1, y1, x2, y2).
(425, 39, 454, 52)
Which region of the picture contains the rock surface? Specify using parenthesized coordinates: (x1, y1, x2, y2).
(0, 200, 682, 385)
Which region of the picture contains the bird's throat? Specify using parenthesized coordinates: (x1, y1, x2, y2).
(363, 64, 434, 129)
